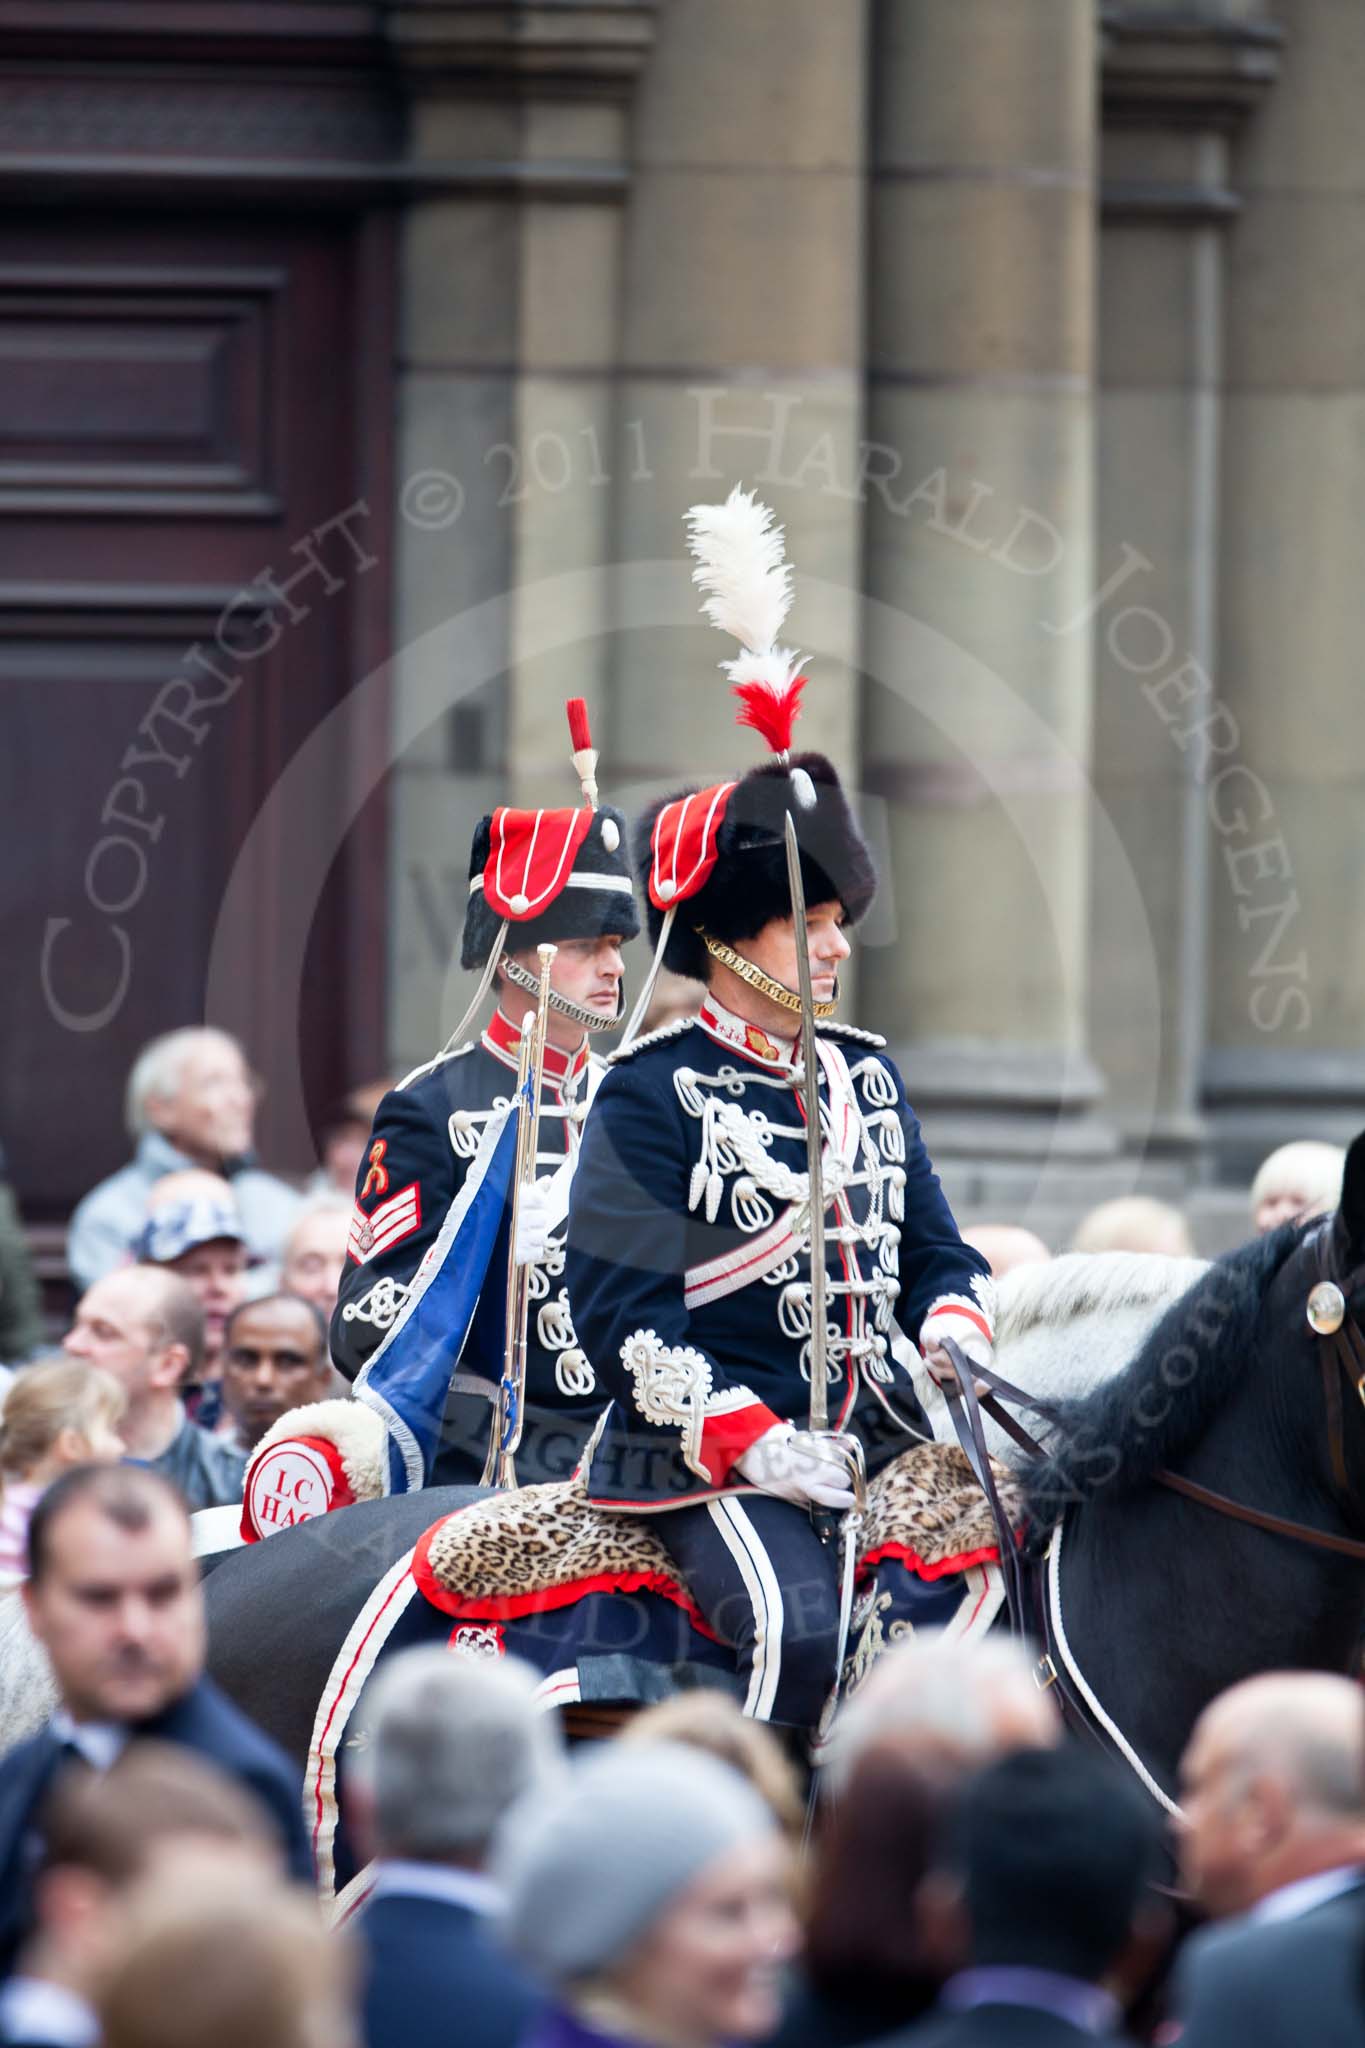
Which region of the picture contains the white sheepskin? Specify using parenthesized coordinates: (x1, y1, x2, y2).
(250, 1398, 389, 1504)
(913, 1251, 1211, 1467)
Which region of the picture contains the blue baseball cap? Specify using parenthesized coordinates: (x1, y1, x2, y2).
(135, 1195, 246, 1266)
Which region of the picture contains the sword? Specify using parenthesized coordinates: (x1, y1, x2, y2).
(483, 942, 557, 1490)
(784, 811, 829, 1436)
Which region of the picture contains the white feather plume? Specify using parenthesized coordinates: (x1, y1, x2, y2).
(685, 485, 804, 691)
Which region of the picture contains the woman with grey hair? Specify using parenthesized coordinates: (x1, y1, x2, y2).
(494, 1741, 797, 2048)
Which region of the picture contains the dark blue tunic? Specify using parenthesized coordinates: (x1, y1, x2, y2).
(565, 996, 993, 1509)
(329, 1013, 606, 1486)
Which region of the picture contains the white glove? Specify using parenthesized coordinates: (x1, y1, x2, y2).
(734, 1423, 857, 1510)
(513, 1181, 554, 1267)
(921, 1325, 993, 1397)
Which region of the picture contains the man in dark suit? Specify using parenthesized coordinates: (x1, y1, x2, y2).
(893, 1747, 1164, 2047)
(347, 1647, 558, 2048)
(0, 1743, 281, 2048)
(1173, 1671, 1365, 2048)
(0, 1464, 311, 1976)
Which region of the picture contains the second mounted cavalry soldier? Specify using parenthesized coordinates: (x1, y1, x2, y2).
(565, 490, 995, 1731)
(240, 704, 640, 1540)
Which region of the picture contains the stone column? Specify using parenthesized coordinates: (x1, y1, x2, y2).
(383, 2, 656, 1067)
(861, 0, 1109, 1220)
(1090, 5, 1281, 1198)
(1203, 0, 1365, 1175)
(607, 0, 868, 1002)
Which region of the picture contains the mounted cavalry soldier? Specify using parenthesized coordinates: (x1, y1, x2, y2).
(240, 703, 640, 1540)
(565, 489, 996, 1729)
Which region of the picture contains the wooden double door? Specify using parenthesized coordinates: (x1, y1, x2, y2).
(0, 207, 392, 1227)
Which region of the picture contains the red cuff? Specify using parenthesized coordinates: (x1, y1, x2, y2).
(698, 1402, 784, 1487)
(920, 1304, 993, 1348)
(241, 1435, 355, 1543)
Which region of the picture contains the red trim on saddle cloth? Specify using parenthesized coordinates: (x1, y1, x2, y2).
(410, 1519, 725, 1645)
(861, 1512, 1023, 1585)
(240, 1435, 355, 1544)
(698, 1400, 783, 1486)
(859, 1540, 1003, 1585)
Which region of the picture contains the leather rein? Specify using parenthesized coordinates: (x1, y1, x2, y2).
(1151, 1229, 1365, 1564)
(939, 1224, 1365, 1593)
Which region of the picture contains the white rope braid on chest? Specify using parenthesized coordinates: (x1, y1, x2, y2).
(672, 1047, 908, 1392)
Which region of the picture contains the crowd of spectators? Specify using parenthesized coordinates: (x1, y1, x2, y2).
(0, 1028, 363, 1526)
(0, 1028, 1358, 2048)
(1, 1468, 1362, 2048)
(0, 1019, 1349, 1541)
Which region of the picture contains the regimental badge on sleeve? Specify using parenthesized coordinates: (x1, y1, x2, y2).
(347, 1181, 421, 1264)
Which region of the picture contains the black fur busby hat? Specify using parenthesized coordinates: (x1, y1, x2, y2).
(461, 801, 640, 972)
(635, 754, 875, 984)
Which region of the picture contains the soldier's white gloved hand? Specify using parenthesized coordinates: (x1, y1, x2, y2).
(921, 1325, 993, 1399)
(513, 1181, 554, 1267)
(734, 1423, 857, 1510)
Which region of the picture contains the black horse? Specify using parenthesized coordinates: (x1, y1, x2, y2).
(1023, 1132, 1365, 1801)
(204, 1133, 1365, 1808)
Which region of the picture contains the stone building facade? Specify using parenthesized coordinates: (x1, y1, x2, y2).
(3, 0, 1359, 1254)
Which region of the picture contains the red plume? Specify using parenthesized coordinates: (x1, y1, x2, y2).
(566, 698, 593, 753)
(732, 675, 806, 755)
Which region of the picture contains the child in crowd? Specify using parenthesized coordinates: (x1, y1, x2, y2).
(0, 1357, 126, 1581)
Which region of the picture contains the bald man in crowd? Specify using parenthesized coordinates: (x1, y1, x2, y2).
(1174, 1672, 1365, 2048)
(962, 1225, 1052, 1279)
(64, 1266, 244, 1511)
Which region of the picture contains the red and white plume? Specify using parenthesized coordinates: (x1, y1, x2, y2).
(685, 485, 806, 759)
(565, 697, 599, 809)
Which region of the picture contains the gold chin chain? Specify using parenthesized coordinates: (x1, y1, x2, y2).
(698, 930, 839, 1019)
(501, 953, 621, 1033)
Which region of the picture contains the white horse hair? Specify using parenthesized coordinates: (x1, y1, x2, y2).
(911, 1250, 1211, 1466)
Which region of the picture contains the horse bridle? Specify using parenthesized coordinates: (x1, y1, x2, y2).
(937, 1226, 1365, 1822)
(941, 1221, 1365, 1596)
(1153, 1224, 1365, 1563)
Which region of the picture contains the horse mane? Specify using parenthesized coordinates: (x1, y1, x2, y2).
(1023, 1224, 1307, 1515)
(995, 1250, 1209, 1347)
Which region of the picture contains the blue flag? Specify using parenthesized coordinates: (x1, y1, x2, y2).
(353, 1087, 523, 1492)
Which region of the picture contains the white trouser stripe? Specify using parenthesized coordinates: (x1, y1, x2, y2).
(706, 1497, 786, 1722)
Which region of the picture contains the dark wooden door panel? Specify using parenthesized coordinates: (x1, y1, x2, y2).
(1, 210, 390, 1226)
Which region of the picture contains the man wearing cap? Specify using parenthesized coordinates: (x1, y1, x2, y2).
(565, 489, 994, 1732)
(135, 1171, 251, 1424)
(238, 706, 641, 1537)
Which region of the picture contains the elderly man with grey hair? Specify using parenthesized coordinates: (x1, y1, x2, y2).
(67, 1027, 301, 1290)
(348, 1648, 560, 2048)
(823, 1632, 1064, 1792)
(1173, 1671, 1365, 2048)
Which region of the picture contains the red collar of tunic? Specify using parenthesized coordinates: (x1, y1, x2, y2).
(697, 995, 799, 1072)
(481, 1008, 590, 1088)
